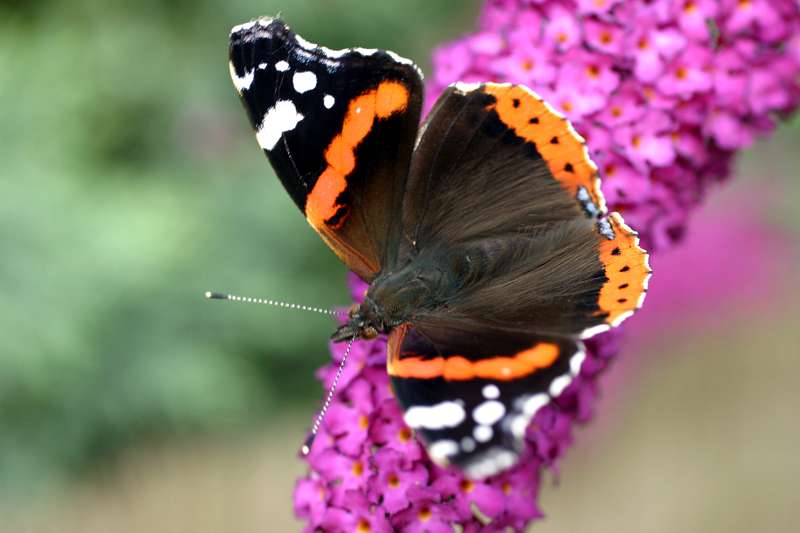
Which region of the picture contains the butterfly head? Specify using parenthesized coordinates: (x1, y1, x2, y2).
(331, 263, 446, 342)
(331, 299, 386, 341)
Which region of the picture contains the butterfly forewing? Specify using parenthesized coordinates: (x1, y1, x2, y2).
(229, 18, 424, 279)
(402, 83, 650, 339)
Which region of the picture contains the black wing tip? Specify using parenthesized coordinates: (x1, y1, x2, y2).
(229, 16, 290, 44)
(229, 17, 294, 70)
(228, 16, 423, 80)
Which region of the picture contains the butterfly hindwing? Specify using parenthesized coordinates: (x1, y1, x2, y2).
(387, 324, 585, 479)
(403, 82, 650, 338)
(229, 18, 424, 280)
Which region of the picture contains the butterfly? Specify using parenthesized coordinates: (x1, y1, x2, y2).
(228, 18, 650, 479)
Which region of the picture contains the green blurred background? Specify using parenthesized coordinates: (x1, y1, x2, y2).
(1, 0, 798, 531)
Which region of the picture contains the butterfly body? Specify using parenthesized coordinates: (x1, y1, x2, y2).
(334, 258, 446, 341)
(229, 18, 651, 478)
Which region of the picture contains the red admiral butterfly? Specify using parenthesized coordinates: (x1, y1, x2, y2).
(228, 18, 651, 479)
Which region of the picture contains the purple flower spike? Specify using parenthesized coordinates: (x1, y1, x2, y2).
(295, 1, 800, 530)
(430, 0, 800, 253)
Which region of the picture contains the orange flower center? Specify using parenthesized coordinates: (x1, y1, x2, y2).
(600, 31, 612, 45)
(605, 164, 617, 176)
(356, 518, 371, 533)
(557, 32, 568, 44)
(352, 461, 364, 477)
(418, 507, 432, 522)
(683, 0, 697, 13)
(521, 58, 534, 72)
(388, 473, 400, 489)
(502, 482, 512, 495)
(358, 414, 369, 430)
(676, 66, 688, 80)
(561, 100, 574, 112)
(638, 37, 649, 50)
(611, 106, 623, 117)
(586, 64, 600, 79)
(460, 479, 475, 493)
(631, 135, 642, 148)
(398, 427, 412, 443)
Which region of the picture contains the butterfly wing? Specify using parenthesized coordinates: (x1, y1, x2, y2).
(384, 83, 651, 477)
(229, 18, 424, 280)
(387, 324, 585, 479)
(402, 83, 650, 338)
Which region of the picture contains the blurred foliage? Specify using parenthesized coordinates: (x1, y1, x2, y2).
(0, 0, 478, 498)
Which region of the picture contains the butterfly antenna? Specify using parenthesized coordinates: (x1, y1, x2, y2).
(300, 335, 356, 456)
(204, 291, 344, 317)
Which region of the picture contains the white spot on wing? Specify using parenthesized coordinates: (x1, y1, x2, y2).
(577, 186, 600, 217)
(386, 50, 424, 78)
(255, 100, 304, 151)
(521, 393, 549, 417)
(505, 393, 551, 442)
(610, 310, 635, 327)
(275, 61, 290, 72)
(229, 63, 255, 93)
(473, 400, 505, 426)
(549, 374, 572, 397)
(495, 449, 516, 468)
(637, 289, 648, 307)
(473, 425, 493, 443)
(510, 415, 528, 439)
(597, 218, 615, 240)
(230, 20, 257, 34)
(464, 448, 518, 479)
(257, 62, 268, 70)
(323, 94, 335, 109)
(453, 81, 482, 94)
(292, 71, 317, 93)
(282, 27, 423, 77)
(482, 384, 500, 400)
(295, 34, 318, 50)
(570, 350, 586, 376)
(580, 323, 610, 339)
(404, 401, 466, 430)
(386, 50, 413, 65)
(320, 46, 348, 58)
(460, 437, 476, 452)
(428, 440, 459, 464)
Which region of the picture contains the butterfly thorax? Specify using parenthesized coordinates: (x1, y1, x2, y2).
(331, 259, 448, 342)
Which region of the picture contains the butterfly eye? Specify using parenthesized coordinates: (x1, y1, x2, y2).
(362, 326, 378, 339)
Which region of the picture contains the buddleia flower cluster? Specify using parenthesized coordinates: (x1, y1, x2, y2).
(295, 1, 800, 530)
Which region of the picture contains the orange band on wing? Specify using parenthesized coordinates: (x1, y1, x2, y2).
(387, 332, 560, 381)
(305, 81, 409, 230)
(596, 213, 651, 326)
(481, 84, 605, 212)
